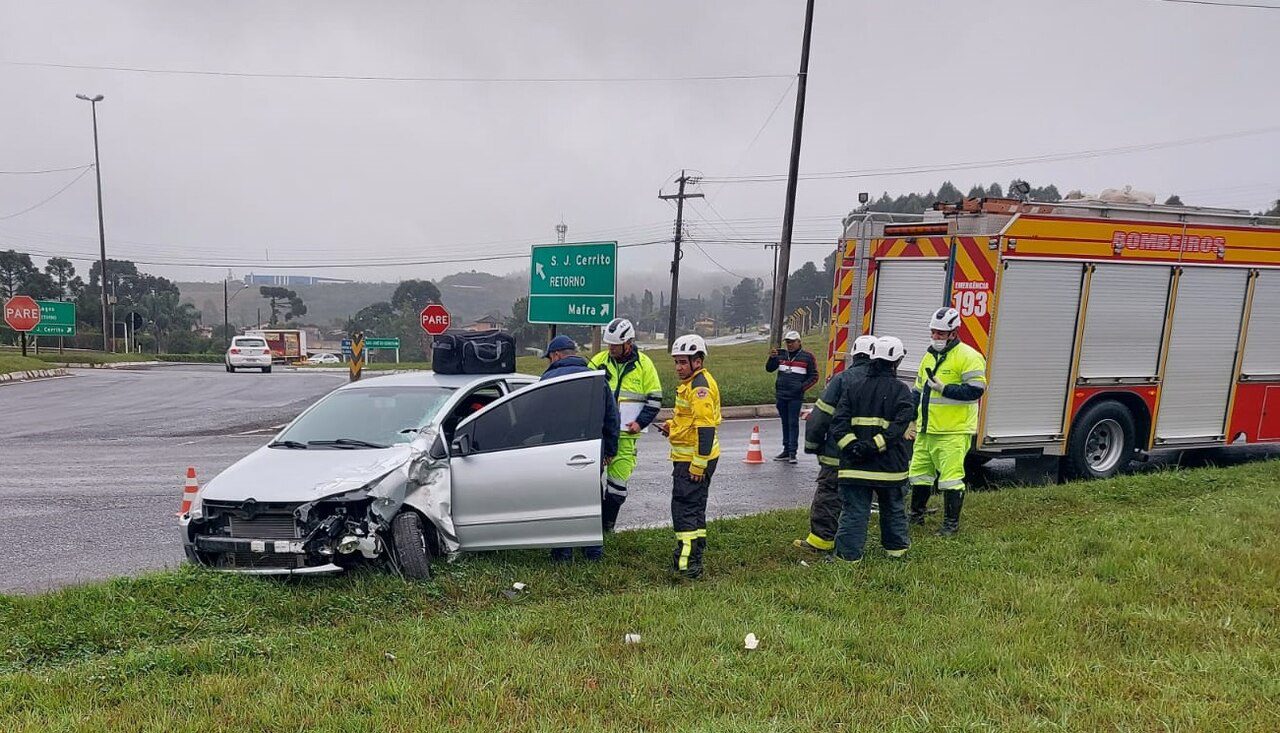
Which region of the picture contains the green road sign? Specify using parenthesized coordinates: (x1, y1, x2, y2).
(32, 300, 76, 337)
(527, 241, 617, 325)
(365, 337, 400, 349)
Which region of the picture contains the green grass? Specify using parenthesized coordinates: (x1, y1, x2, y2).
(2, 461, 1277, 731)
(0, 354, 49, 375)
(23, 352, 145, 365)
(155, 353, 224, 364)
(310, 340, 829, 407)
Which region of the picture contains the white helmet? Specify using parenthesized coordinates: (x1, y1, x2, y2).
(602, 317, 635, 345)
(871, 336, 906, 362)
(930, 307, 962, 332)
(849, 334, 877, 358)
(671, 334, 708, 357)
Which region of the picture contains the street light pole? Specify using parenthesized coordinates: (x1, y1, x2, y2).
(76, 93, 110, 352)
(224, 279, 250, 349)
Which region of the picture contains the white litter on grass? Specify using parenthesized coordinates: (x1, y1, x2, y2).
(384, 652, 397, 661)
(512, 582, 527, 591)
(624, 633, 641, 645)
(744, 633, 760, 651)
(799, 560, 810, 567)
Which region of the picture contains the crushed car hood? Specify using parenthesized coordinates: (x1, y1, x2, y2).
(200, 444, 416, 504)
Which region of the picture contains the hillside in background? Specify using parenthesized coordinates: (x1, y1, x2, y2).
(179, 281, 396, 329)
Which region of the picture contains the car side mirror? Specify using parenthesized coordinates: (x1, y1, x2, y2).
(451, 433, 472, 457)
(429, 434, 447, 460)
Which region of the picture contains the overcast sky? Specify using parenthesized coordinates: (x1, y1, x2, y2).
(1, 0, 1277, 287)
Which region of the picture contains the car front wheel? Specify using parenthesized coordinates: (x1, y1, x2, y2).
(391, 512, 433, 580)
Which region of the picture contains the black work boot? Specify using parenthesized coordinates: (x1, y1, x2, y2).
(601, 494, 625, 533)
(909, 485, 931, 525)
(936, 491, 964, 537)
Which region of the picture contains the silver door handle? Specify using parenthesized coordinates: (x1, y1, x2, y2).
(566, 455, 595, 467)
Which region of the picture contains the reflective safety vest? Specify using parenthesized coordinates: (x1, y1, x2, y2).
(915, 341, 987, 435)
(588, 349, 664, 430)
(667, 368, 721, 476)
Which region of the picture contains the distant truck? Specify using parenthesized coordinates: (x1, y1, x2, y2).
(245, 328, 308, 364)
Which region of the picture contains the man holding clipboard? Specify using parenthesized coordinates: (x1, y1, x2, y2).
(588, 318, 665, 531)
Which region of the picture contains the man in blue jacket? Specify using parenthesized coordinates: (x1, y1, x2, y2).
(541, 334, 619, 562)
(765, 330, 819, 464)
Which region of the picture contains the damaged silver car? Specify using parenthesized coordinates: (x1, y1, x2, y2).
(180, 370, 609, 578)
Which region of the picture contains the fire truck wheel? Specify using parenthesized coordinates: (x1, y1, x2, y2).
(1063, 400, 1136, 480)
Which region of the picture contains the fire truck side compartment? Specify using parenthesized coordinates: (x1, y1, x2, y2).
(1154, 267, 1249, 444)
(982, 260, 1083, 445)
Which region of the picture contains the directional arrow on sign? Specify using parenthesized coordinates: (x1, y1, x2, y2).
(536, 262, 546, 280)
(601, 303, 610, 317)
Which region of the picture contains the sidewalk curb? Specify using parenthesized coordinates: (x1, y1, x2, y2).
(0, 367, 70, 384)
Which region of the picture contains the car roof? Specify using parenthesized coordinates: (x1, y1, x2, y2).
(337, 371, 539, 391)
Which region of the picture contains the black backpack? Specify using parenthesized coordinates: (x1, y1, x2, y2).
(432, 330, 516, 374)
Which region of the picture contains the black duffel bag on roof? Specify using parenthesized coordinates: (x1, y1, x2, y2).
(432, 330, 516, 375)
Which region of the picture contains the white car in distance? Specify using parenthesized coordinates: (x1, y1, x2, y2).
(226, 336, 273, 373)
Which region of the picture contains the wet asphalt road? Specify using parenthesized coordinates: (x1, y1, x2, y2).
(2, 365, 1275, 594)
(0, 365, 819, 594)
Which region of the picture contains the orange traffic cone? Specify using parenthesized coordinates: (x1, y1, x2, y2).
(177, 466, 199, 517)
(743, 425, 766, 464)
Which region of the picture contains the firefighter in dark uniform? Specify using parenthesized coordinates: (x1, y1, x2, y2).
(657, 334, 721, 579)
(796, 334, 877, 553)
(830, 336, 916, 562)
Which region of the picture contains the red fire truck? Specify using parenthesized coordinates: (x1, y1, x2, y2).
(825, 197, 1280, 478)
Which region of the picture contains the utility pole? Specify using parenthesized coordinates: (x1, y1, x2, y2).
(76, 93, 110, 352)
(768, 0, 815, 347)
(658, 170, 702, 350)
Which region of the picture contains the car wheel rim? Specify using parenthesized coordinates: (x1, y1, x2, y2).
(1084, 419, 1124, 473)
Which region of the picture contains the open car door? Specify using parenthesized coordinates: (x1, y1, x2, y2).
(449, 371, 606, 551)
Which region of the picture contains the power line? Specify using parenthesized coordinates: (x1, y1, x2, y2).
(0, 166, 94, 220)
(689, 241, 751, 280)
(2, 60, 792, 84)
(0, 164, 93, 175)
(1, 238, 669, 270)
(1153, 0, 1280, 8)
(702, 126, 1280, 183)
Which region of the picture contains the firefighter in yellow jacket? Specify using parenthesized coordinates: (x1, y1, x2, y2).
(910, 307, 987, 536)
(658, 334, 721, 579)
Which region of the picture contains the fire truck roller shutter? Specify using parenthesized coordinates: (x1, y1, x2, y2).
(1242, 270, 1280, 379)
(1155, 267, 1250, 442)
(1079, 264, 1172, 380)
(869, 259, 948, 378)
(983, 261, 1084, 441)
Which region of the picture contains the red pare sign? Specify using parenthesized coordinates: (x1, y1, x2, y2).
(3, 295, 41, 332)
(420, 304, 451, 335)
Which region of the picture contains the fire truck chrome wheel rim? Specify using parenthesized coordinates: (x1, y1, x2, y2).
(1084, 419, 1124, 473)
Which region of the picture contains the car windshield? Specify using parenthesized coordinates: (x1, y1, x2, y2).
(275, 386, 454, 448)
(234, 339, 266, 348)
